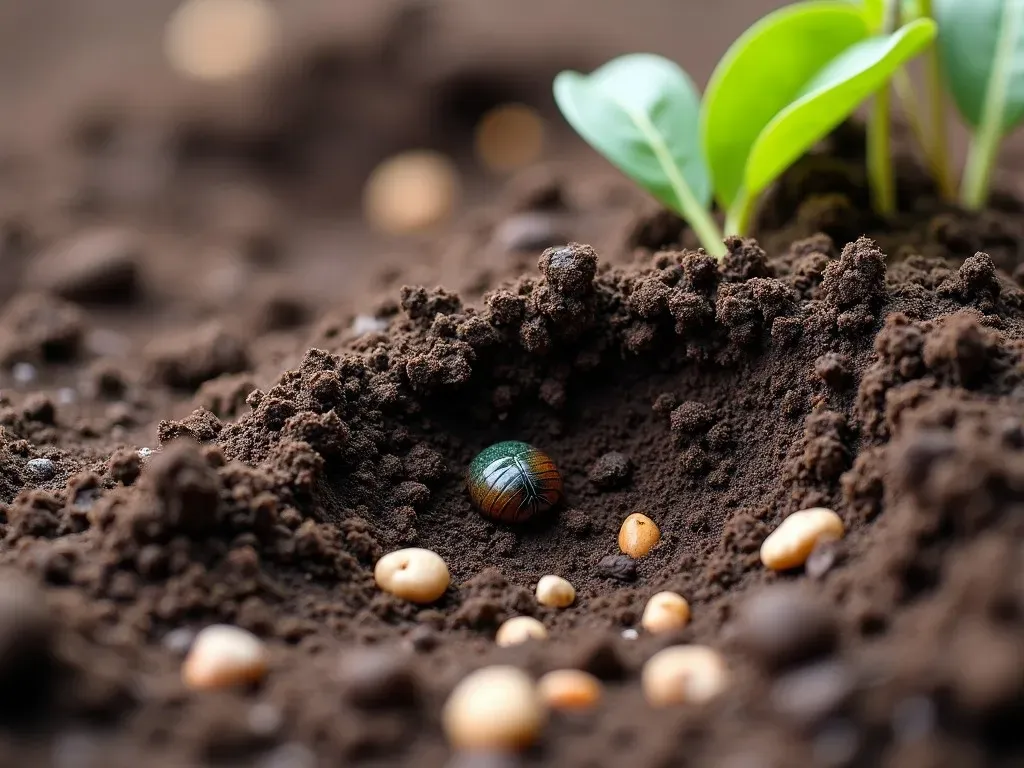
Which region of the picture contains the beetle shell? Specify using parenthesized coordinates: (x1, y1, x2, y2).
(467, 441, 563, 523)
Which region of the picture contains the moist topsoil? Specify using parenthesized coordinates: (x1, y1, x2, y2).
(2, 121, 1024, 768)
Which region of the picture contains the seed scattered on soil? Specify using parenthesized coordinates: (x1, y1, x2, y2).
(24, 458, 56, 482)
(182, 624, 269, 691)
(641, 645, 729, 707)
(618, 513, 661, 558)
(537, 669, 602, 711)
(363, 150, 459, 234)
(760, 507, 844, 571)
(373, 547, 450, 604)
(535, 575, 575, 608)
(164, 0, 278, 82)
(495, 616, 548, 647)
(641, 591, 691, 635)
(474, 103, 545, 173)
(441, 665, 546, 752)
(595, 555, 637, 582)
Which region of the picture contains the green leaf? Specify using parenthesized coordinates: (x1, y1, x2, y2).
(553, 54, 724, 256)
(934, 0, 1024, 132)
(745, 18, 937, 202)
(702, 1, 871, 212)
(863, 0, 885, 29)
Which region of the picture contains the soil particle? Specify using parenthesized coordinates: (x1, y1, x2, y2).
(588, 451, 633, 490)
(24, 227, 141, 305)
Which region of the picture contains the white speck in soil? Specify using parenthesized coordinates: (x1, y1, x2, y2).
(621, 629, 639, 640)
(247, 702, 284, 736)
(56, 387, 77, 405)
(162, 627, 196, 656)
(351, 314, 389, 335)
(12, 362, 37, 384)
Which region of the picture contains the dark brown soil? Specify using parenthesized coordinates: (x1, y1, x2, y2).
(4, 3, 1024, 768)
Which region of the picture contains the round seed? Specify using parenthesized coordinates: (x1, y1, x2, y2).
(537, 669, 602, 711)
(535, 575, 575, 608)
(442, 665, 546, 751)
(363, 151, 459, 235)
(182, 624, 269, 690)
(618, 513, 661, 558)
(495, 616, 548, 647)
(760, 508, 845, 571)
(641, 645, 729, 707)
(164, 0, 278, 82)
(641, 591, 691, 635)
(374, 548, 450, 604)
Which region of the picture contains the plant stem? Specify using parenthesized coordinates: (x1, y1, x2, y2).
(867, 0, 899, 218)
(725, 190, 756, 237)
(960, 0, 1023, 210)
(918, 0, 955, 200)
(893, 70, 930, 159)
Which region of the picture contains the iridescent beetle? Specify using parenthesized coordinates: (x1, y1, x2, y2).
(466, 440, 564, 523)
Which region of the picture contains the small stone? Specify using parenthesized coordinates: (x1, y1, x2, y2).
(494, 213, 566, 253)
(26, 227, 140, 304)
(182, 624, 269, 690)
(247, 702, 283, 736)
(641, 645, 729, 707)
(136, 447, 154, 460)
(351, 315, 389, 336)
(337, 647, 417, 709)
(24, 458, 56, 483)
(618, 513, 661, 558)
(535, 575, 575, 608)
(806, 538, 841, 580)
(621, 629, 639, 640)
(162, 627, 196, 656)
(12, 362, 36, 384)
(442, 666, 545, 752)
(770, 660, 854, 727)
(445, 752, 522, 768)
(374, 547, 450, 604)
(588, 451, 634, 491)
(595, 555, 637, 582)
(573, 635, 627, 680)
(731, 583, 838, 670)
(537, 669, 602, 711)
(406, 625, 440, 652)
(495, 616, 548, 647)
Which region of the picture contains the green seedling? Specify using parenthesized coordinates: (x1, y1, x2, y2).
(554, 1, 936, 258)
(553, 54, 725, 258)
(934, 0, 1024, 209)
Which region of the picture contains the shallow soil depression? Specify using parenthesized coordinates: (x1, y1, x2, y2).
(2, 1, 1024, 767)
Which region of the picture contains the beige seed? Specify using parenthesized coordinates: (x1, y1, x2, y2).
(164, 0, 278, 82)
(442, 665, 546, 751)
(641, 591, 691, 634)
(760, 507, 845, 571)
(374, 547, 450, 604)
(535, 575, 576, 608)
(474, 103, 545, 173)
(182, 624, 269, 690)
(537, 669, 602, 711)
(618, 513, 661, 558)
(363, 150, 460, 235)
(641, 645, 729, 707)
(495, 616, 548, 647)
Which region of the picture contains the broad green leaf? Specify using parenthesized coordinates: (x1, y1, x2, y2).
(702, 2, 870, 210)
(934, 0, 1024, 132)
(554, 54, 724, 256)
(746, 18, 937, 200)
(863, 0, 885, 29)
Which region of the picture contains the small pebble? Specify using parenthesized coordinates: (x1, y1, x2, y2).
(587, 451, 634, 491)
(406, 625, 440, 652)
(182, 624, 269, 690)
(137, 447, 154, 459)
(496, 616, 548, 647)
(621, 629, 639, 641)
(162, 627, 196, 656)
(24, 458, 56, 483)
(595, 555, 637, 582)
(770, 660, 854, 727)
(351, 315, 389, 336)
(374, 547, 450, 604)
(441, 665, 546, 752)
(641, 591, 691, 635)
(535, 575, 575, 608)
(731, 583, 837, 670)
(641, 645, 729, 707)
(494, 213, 566, 253)
(337, 647, 417, 709)
(806, 538, 840, 580)
(760, 507, 844, 571)
(618, 513, 661, 558)
(247, 702, 283, 736)
(12, 362, 36, 384)
(445, 752, 522, 768)
(537, 669, 602, 711)
(57, 388, 77, 405)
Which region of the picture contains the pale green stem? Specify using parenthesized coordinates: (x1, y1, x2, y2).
(918, 0, 955, 200)
(725, 190, 756, 237)
(961, 0, 1023, 209)
(867, 0, 899, 217)
(894, 69, 930, 158)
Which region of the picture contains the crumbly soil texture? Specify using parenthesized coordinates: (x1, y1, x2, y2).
(3, 94, 1024, 767)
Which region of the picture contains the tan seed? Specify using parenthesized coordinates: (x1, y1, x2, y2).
(474, 103, 545, 173)
(537, 669, 602, 711)
(642, 645, 729, 707)
(618, 513, 661, 558)
(182, 624, 269, 690)
(641, 591, 691, 634)
(164, 0, 278, 82)
(535, 575, 575, 608)
(442, 665, 546, 751)
(374, 547, 450, 604)
(760, 508, 844, 571)
(495, 616, 548, 647)
(363, 150, 459, 234)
